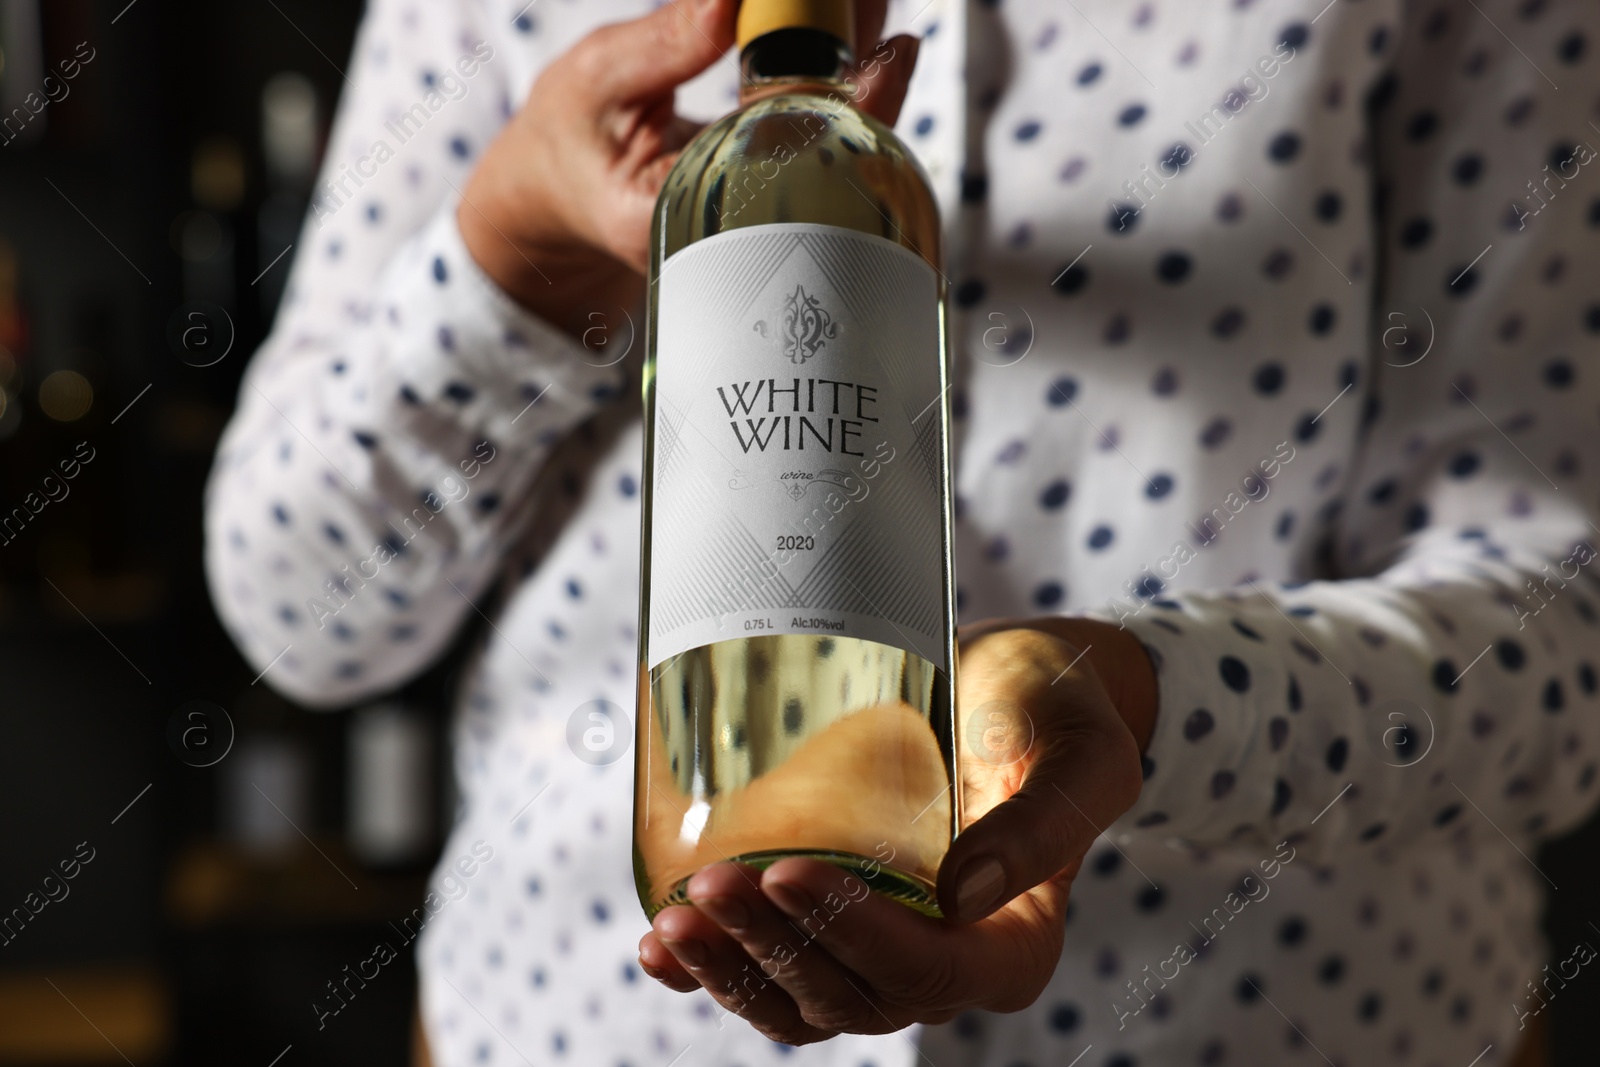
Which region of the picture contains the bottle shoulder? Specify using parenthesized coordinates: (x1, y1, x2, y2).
(653, 93, 941, 270)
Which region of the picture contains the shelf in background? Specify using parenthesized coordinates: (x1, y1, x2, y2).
(166, 840, 428, 930)
(0, 965, 170, 1064)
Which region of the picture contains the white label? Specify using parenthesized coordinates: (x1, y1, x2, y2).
(648, 222, 947, 670)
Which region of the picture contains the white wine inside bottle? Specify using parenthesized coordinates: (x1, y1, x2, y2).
(634, 5, 956, 919)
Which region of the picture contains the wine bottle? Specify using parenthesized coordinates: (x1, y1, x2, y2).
(633, 0, 957, 918)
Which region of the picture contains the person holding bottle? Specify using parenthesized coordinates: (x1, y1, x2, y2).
(205, 1, 1598, 1064)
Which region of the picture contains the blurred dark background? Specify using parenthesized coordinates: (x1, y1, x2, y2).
(0, 1, 1598, 1064)
(0, 1, 465, 1062)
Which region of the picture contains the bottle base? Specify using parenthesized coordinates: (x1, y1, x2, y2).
(643, 848, 942, 920)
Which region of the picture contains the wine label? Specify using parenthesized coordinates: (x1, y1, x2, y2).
(648, 222, 948, 671)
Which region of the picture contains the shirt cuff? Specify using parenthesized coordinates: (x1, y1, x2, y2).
(1082, 597, 1282, 844)
(376, 201, 630, 453)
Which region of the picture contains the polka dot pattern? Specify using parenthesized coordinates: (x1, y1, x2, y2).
(204, 1, 1600, 1066)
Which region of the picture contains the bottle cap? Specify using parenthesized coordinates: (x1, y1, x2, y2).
(736, 0, 854, 53)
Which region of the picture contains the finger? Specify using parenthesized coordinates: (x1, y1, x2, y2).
(850, 34, 920, 128)
(687, 863, 896, 1033)
(760, 858, 1058, 1015)
(853, 0, 889, 57)
(588, 0, 738, 104)
(651, 903, 835, 1045)
(638, 931, 702, 992)
(661, 113, 709, 156)
(628, 112, 707, 193)
(938, 629, 1143, 923)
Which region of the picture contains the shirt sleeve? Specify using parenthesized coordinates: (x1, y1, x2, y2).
(1102, 0, 1600, 859)
(204, 0, 625, 708)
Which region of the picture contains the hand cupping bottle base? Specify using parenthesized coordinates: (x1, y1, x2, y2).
(633, 0, 958, 918)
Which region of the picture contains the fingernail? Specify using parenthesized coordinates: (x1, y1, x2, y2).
(661, 937, 708, 967)
(764, 880, 815, 917)
(640, 959, 669, 981)
(696, 894, 751, 932)
(954, 856, 1006, 918)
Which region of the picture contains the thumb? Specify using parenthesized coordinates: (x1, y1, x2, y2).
(595, 0, 738, 103)
(936, 629, 1144, 923)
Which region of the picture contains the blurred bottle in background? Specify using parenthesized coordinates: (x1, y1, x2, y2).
(0, 236, 27, 445)
(175, 137, 245, 310)
(0, 0, 47, 149)
(257, 72, 319, 320)
(221, 687, 313, 856)
(346, 703, 435, 868)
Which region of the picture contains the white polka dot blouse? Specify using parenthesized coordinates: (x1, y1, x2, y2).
(204, 0, 1600, 1064)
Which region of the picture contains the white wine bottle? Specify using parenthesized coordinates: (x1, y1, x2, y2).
(634, 0, 956, 919)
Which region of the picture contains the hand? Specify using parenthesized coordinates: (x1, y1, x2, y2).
(458, 0, 921, 339)
(637, 617, 1158, 1043)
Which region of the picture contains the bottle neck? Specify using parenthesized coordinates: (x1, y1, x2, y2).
(738, 27, 854, 107)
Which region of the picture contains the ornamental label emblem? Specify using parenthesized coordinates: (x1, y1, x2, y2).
(753, 285, 839, 364)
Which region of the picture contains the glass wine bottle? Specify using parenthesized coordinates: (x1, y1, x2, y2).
(634, 0, 956, 919)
